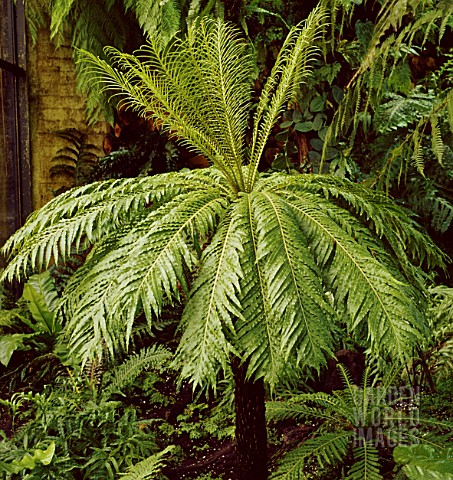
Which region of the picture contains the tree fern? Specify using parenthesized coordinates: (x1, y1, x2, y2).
(1, 13, 446, 478)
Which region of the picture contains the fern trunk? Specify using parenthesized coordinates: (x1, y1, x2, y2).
(232, 358, 268, 480)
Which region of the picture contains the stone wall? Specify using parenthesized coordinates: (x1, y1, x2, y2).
(27, 29, 107, 209)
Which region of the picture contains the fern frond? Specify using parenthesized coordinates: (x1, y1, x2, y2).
(235, 194, 283, 386)
(23, 0, 50, 43)
(430, 114, 445, 165)
(347, 442, 382, 480)
(49, 0, 75, 40)
(78, 18, 253, 192)
(429, 285, 453, 325)
(375, 89, 435, 133)
(266, 392, 345, 423)
(247, 4, 328, 189)
(119, 446, 175, 480)
(251, 191, 335, 374)
(124, 0, 181, 43)
(161, 0, 183, 42)
(447, 89, 453, 134)
(62, 189, 228, 361)
(265, 173, 445, 270)
(176, 200, 246, 389)
(270, 431, 352, 480)
(432, 195, 453, 233)
(278, 190, 427, 360)
(337, 363, 364, 412)
(104, 345, 173, 395)
(1, 170, 231, 281)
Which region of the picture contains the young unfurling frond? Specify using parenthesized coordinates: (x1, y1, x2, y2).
(246, 4, 328, 190)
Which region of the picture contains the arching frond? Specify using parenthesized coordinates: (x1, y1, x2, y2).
(347, 442, 382, 480)
(280, 189, 427, 360)
(104, 345, 173, 396)
(120, 446, 175, 480)
(234, 194, 284, 386)
(48, 0, 76, 39)
(124, 0, 183, 43)
(251, 191, 335, 373)
(270, 431, 352, 480)
(62, 189, 229, 360)
(176, 201, 246, 389)
(1, 169, 232, 281)
(262, 173, 446, 271)
(267, 392, 347, 423)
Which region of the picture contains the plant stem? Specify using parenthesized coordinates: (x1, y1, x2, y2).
(232, 358, 268, 480)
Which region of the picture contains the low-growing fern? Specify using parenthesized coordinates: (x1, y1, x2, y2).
(119, 446, 175, 480)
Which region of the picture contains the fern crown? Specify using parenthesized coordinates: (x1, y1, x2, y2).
(1, 8, 445, 389)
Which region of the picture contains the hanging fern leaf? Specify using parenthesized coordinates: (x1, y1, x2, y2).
(123, 0, 182, 43)
(430, 114, 445, 165)
(374, 89, 435, 133)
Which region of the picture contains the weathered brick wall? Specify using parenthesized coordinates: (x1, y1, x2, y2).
(27, 29, 107, 209)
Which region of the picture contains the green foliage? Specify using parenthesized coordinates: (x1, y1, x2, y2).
(21, 0, 146, 123)
(424, 286, 453, 381)
(1, 14, 445, 393)
(323, 0, 453, 173)
(394, 444, 453, 480)
(49, 129, 100, 192)
(103, 345, 174, 396)
(0, 442, 55, 476)
(123, 0, 185, 44)
(2, 11, 450, 478)
(172, 400, 235, 441)
(0, 271, 63, 367)
(267, 365, 453, 480)
(119, 446, 175, 480)
(0, 347, 174, 479)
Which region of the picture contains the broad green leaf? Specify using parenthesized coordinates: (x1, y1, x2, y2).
(22, 272, 58, 334)
(394, 445, 453, 480)
(310, 95, 325, 112)
(2, 442, 56, 474)
(295, 121, 314, 132)
(280, 120, 294, 128)
(292, 110, 303, 122)
(0, 333, 34, 367)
